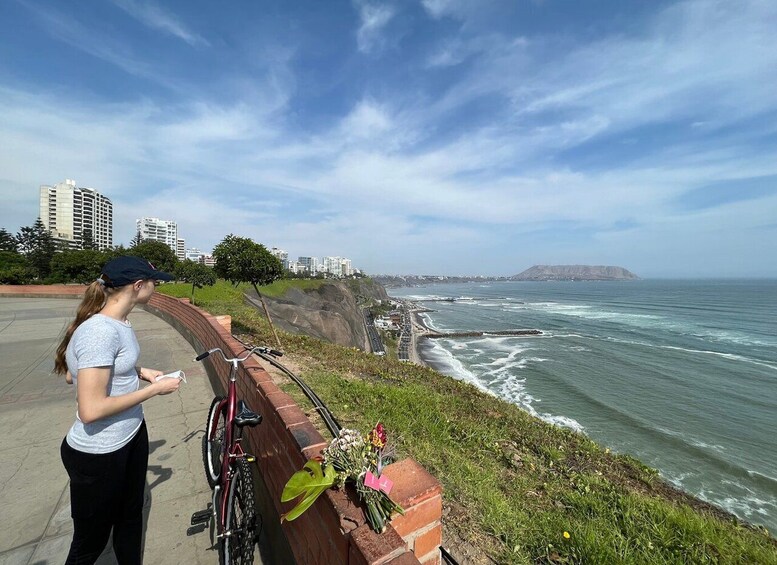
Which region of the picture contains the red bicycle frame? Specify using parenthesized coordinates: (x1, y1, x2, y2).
(212, 375, 251, 527)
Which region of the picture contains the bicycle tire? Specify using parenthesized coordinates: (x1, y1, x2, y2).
(221, 457, 257, 565)
(203, 396, 227, 488)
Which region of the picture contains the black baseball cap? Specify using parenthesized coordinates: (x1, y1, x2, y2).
(101, 256, 174, 287)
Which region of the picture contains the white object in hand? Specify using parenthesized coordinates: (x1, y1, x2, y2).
(156, 370, 186, 384)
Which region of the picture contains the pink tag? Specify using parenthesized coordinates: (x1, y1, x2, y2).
(364, 470, 381, 491)
(364, 471, 393, 494)
(377, 474, 394, 495)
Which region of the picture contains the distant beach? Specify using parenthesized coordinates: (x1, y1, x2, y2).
(404, 301, 431, 366)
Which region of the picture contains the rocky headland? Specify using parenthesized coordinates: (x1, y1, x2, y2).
(511, 264, 639, 281)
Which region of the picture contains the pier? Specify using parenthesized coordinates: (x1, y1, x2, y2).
(424, 329, 542, 338)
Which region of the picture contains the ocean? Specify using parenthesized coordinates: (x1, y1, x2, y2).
(388, 280, 777, 532)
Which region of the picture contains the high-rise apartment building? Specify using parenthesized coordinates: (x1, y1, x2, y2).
(298, 256, 319, 273)
(137, 217, 178, 255)
(176, 238, 186, 261)
(322, 256, 342, 277)
(39, 179, 113, 250)
(270, 247, 289, 270)
(185, 247, 203, 262)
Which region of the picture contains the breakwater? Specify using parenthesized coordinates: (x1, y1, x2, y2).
(425, 329, 542, 338)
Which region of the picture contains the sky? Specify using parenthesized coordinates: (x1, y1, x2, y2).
(1, 0, 776, 278)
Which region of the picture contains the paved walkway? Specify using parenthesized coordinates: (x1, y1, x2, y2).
(0, 297, 234, 565)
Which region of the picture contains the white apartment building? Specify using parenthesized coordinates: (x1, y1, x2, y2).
(270, 247, 289, 269)
(340, 258, 352, 277)
(298, 256, 319, 274)
(322, 256, 342, 276)
(185, 247, 216, 267)
(39, 179, 113, 250)
(176, 238, 186, 261)
(185, 247, 203, 262)
(137, 217, 178, 256)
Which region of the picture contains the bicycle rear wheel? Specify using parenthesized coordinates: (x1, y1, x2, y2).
(203, 396, 227, 488)
(221, 458, 257, 565)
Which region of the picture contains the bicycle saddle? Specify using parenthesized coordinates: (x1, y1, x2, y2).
(235, 399, 262, 428)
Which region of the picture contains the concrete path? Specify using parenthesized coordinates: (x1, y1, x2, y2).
(0, 297, 248, 565)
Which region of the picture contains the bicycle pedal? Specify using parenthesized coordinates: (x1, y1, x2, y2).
(190, 509, 211, 525)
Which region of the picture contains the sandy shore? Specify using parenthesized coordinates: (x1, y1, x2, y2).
(407, 303, 432, 367)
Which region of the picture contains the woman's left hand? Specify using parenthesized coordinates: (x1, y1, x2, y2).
(138, 367, 164, 383)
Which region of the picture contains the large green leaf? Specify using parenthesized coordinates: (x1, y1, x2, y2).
(280, 459, 336, 522)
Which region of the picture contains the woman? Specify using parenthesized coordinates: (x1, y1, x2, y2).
(54, 256, 180, 565)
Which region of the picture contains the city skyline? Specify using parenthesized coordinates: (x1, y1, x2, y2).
(1, 1, 776, 277)
(29, 179, 361, 273)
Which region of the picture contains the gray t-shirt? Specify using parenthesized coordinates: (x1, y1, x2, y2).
(65, 314, 144, 454)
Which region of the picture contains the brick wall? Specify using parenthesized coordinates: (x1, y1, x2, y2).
(1, 285, 442, 565)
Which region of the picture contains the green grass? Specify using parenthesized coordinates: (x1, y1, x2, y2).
(253, 278, 327, 298)
(157, 281, 777, 564)
(158, 279, 250, 309)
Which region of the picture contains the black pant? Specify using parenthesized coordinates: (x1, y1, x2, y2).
(60, 421, 149, 565)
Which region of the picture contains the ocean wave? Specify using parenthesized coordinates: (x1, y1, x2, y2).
(424, 340, 493, 394)
(419, 312, 444, 332)
(660, 470, 777, 525)
(501, 301, 776, 348)
(659, 345, 777, 371)
(719, 495, 776, 520)
(492, 371, 585, 433)
(425, 340, 583, 432)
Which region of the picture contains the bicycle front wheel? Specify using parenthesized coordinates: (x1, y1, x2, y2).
(221, 458, 258, 565)
(203, 396, 227, 488)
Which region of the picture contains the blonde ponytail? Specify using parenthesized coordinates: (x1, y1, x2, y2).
(54, 279, 111, 375)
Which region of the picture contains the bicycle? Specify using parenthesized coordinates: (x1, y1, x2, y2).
(190, 345, 282, 565)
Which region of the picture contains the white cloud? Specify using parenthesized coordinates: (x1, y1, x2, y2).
(2, 0, 777, 275)
(421, 0, 475, 20)
(109, 0, 209, 46)
(339, 99, 393, 140)
(355, 1, 396, 54)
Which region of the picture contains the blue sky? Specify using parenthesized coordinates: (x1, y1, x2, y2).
(1, 0, 775, 277)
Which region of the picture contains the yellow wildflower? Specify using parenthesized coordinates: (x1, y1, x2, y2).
(563, 531, 571, 539)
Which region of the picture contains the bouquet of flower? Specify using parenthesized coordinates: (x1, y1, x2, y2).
(281, 423, 404, 532)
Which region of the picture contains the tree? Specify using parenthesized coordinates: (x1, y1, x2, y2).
(49, 249, 107, 284)
(130, 229, 143, 247)
(16, 218, 56, 279)
(212, 234, 284, 346)
(175, 260, 216, 304)
(79, 228, 98, 250)
(0, 228, 17, 252)
(0, 251, 34, 284)
(128, 240, 178, 273)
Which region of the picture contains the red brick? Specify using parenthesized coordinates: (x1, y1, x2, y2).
(349, 524, 407, 565)
(256, 378, 280, 396)
(382, 459, 442, 509)
(387, 552, 423, 565)
(389, 495, 442, 539)
(288, 421, 326, 452)
(412, 524, 441, 558)
(266, 391, 296, 410)
(277, 405, 310, 428)
(302, 442, 328, 460)
(419, 552, 441, 565)
(325, 485, 366, 532)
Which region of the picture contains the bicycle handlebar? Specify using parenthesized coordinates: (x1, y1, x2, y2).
(194, 346, 282, 363)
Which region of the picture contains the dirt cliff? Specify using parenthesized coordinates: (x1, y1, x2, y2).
(246, 279, 389, 350)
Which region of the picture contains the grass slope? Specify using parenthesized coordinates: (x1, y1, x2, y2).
(158, 281, 777, 564)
